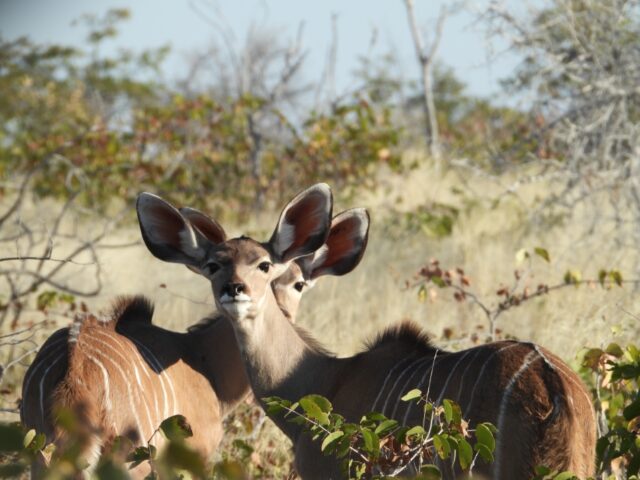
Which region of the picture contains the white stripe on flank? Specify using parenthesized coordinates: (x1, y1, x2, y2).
(463, 343, 520, 416)
(435, 349, 472, 406)
(494, 350, 540, 479)
(22, 338, 66, 407)
(538, 348, 596, 425)
(390, 357, 433, 419)
(92, 331, 155, 437)
(454, 348, 482, 402)
(79, 339, 146, 442)
(119, 336, 161, 430)
(381, 357, 426, 416)
(128, 337, 177, 419)
(80, 347, 113, 413)
(371, 357, 416, 414)
(401, 350, 440, 426)
(39, 351, 66, 430)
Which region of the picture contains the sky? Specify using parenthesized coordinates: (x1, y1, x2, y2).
(0, 0, 522, 103)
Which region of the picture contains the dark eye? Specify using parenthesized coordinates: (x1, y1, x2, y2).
(258, 261, 271, 273)
(294, 281, 305, 292)
(204, 262, 220, 276)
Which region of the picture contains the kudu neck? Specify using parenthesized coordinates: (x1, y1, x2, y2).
(187, 315, 252, 416)
(231, 288, 337, 434)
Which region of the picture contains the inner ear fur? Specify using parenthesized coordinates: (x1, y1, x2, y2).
(269, 183, 333, 262)
(136, 193, 208, 266)
(303, 208, 370, 279)
(179, 207, 227, 245)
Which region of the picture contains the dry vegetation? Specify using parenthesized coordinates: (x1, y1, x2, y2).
(2, 156, 638, 474)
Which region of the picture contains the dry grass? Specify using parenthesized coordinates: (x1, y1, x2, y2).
(2, 156, 639, 474)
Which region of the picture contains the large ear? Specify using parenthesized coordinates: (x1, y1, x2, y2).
(269, 183, 333, 262)
(300, 208, 370, 280)
(179, 207, 227, 244)
(136, 193, 211, 267)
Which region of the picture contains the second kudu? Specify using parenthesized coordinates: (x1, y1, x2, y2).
(21, 204, 369, 477)
(137, 183, 596, 480)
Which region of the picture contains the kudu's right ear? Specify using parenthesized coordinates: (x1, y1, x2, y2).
(179, 207, 227, 244)
(269, 183, 333, 262)
(136, 193, 220, 267)
(300, 208, 370, 280)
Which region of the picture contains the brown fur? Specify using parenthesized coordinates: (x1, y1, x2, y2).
(21, 296, 249, 479)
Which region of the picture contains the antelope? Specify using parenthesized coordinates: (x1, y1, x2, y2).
(137, 183, 597, 480)
(20, 205, 369, 478)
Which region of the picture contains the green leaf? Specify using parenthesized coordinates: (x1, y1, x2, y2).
(374, 419, 398, 436)
(475, 443, 494, 463)
(401, 388, 422, 402)
(442, 399, 453, 424)
(431, 276, 446, 288)
(609, 270, 623, 287)
(534, 247, 551, 263)
(300, 396, 330, 426)
(361, 428, 379, 456)
(433, 434, 451, 459)
(321, 430, 344, 453)
(23, 429, 36, 448)
(159, 415, 193, 442)
(405, 425, 426, 439)
(161, 441, 206, 478)
(419, 464, 442, 479)
(605, 343, 624, 357)
(457, 438, 473, 470)
(475, 423, 496, 452)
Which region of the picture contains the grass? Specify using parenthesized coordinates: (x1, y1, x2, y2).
(2, 155, 639, 476)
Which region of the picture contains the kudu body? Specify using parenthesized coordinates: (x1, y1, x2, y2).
(137, 184, 596, 480)
(21, 205, 367, 478)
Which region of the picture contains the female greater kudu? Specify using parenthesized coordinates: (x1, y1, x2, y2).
(20, 204, 369, 478)
(137, 183, 596, 480)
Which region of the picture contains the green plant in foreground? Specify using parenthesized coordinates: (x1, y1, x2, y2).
(582, 342, 640, 479)
(264, 391, 496, 479)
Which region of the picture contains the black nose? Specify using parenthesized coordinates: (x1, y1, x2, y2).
(224, 283, 246, 297)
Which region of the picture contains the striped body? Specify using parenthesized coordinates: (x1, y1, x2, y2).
(297, 332, 596, 479)
(20, 299, 248, 478)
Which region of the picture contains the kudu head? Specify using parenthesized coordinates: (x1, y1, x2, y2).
(137, 185, 370, 325)
(136, 184, 334, 324)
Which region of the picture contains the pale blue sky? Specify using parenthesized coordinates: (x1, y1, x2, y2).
(1, 0, 521, 102)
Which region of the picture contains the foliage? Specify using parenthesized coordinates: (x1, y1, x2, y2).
(264, 393, 496, 479)
(582, 342, 640, 479)
(0, 9, 401, 222)
(410, 248, 627, 341)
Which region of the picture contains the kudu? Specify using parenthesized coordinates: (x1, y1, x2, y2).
(20, 205, 369, 478)
(137, 183, 596, 480)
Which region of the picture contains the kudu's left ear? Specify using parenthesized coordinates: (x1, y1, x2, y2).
(300, 208, 370, 280)
(269, 183, 333, 262)
(137, 193, 218, 267)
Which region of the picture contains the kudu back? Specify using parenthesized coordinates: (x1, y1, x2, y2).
(136, 183, 596, 480)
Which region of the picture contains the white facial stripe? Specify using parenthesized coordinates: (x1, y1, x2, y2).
(494, 350, 540, 479)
